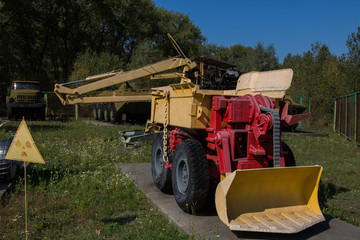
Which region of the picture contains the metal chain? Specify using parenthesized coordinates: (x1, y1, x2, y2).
(162, 91, 169, 163)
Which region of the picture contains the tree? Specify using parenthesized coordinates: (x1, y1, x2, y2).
(199, 42, 279, 72)
(70, 50, 123, 82)
(283, 42, 346, 127)
(345, 26, 360, 91)
(154, 8, 205, 58)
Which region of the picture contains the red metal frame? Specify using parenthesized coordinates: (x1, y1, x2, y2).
(168, 94, 310, 181)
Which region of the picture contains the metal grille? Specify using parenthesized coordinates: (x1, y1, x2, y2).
(334, 92, 359, 145)
(16, 95, 37, 102)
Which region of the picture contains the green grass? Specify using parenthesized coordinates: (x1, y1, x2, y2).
(0, 121, 191, 240)
(1, 122, 359, 239)
(283, 129, 360, 227)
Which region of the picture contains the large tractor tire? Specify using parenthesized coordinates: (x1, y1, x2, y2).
(93, 105, 99, 120)
(104, 104, 111, 122)
(109, 109, 117, 124)
(104, 104, 118, 123)
(97, 104, 105, 121)
(104, 109, 110, 122)
(151, 133, 172, 193)
(109, 104, 118, 124)
(172, 139, 209, 213)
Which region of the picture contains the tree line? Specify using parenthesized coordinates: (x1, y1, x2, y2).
(1, 0, 359, 126)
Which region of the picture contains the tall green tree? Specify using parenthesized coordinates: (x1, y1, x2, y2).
(201, 42, 278, 72)
(153, 8, 205, 58)
(345, 26, 360, 91)
(283, 42, 347, 127)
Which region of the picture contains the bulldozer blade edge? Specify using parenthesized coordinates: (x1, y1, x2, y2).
(215, 166, 325, 234)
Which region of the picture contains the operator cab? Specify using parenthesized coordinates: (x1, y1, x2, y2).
(188, 56, 241, 90)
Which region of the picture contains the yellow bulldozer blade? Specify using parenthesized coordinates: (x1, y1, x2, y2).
(215, 166, 325, 233)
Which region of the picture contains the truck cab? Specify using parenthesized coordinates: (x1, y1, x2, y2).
(6, 81, 45, 120)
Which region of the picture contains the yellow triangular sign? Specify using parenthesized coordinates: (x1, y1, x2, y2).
(5, 119, 45, 164)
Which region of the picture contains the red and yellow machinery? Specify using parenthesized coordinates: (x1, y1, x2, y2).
(54, 35, 323, 233)
(147, 69, 323, 233)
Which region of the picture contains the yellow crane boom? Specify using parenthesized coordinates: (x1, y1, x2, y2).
(54, 56, 196, 105)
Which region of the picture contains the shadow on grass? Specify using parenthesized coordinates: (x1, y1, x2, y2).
(318, 180, 349, 207)
(25, 167, 80, 187)
(101, 215, 137, 226)
(282, 129, 329, 137)
(1, 122, 66, 133)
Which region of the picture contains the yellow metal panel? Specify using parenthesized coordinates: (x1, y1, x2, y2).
(215, 166, 324, 233)
(150, 83, 213, 129)
(86, 72, 117, 81)
(66, 95, 152, 104)
(54, 84, 74, 95)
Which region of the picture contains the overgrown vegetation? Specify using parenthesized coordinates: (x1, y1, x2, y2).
(0, 121, 191, 239)
(0, 121, 359, 239)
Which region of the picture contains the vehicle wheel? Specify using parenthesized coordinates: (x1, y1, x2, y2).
(104, 109, 109, 122)
(172, 139, 209, 213)
(110, 110, 117, 124)
(104, 104, 112, 122)
(151, 133, 172, 193)
(109, 104, 118, 124)
(98, 104, 104, 121)
(282, 141, 295, 166)
(93, 105, 99, 120)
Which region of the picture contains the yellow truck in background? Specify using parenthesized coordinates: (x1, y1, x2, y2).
(6, 81, 45, 120)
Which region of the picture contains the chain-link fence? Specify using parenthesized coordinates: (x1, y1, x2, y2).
(334, 92, 359, 145)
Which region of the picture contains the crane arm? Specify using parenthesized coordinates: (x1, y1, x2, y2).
(54, 56, 196, 96)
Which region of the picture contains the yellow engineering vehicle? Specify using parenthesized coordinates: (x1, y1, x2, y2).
(54, 36, 323, 234)
(146, 68, 323, 233)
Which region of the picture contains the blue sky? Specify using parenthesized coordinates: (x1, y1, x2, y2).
(153, 0, 360, 62)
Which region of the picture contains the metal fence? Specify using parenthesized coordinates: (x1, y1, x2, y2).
(334, 92, 360, 145)
(292, 96, 311, 128)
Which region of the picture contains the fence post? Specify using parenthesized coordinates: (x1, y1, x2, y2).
(75, 104, 78, 120)
(345, 96, 348, 138)
(355, 92, 358, 143)
(333, 98, 336, 132)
